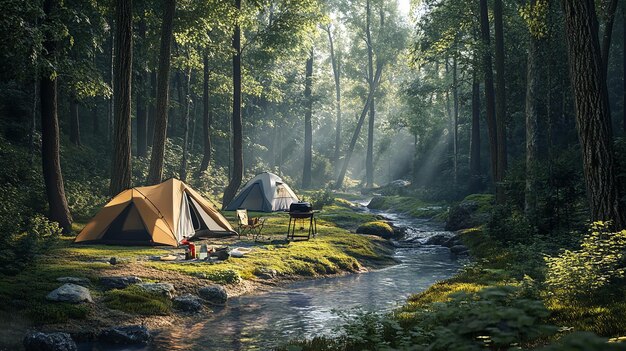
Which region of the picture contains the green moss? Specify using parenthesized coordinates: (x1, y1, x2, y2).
(104, 285, 172, 315)
(25, 302, 90, 325)
(355, 221, 395, 238)
(365, 196, 446, 219)
(462, 193, 494, 214)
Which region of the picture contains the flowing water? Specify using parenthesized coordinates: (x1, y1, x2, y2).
(79, 204, 462, 351)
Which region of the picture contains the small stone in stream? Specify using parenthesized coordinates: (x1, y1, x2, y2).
(109, 257, 117, 265)
(173, 294, 203, 312)
(56, 277, 91, 286)
(198, 285, 228, 304)
(46, 283, 93, 303)
(450, 245, 469, 255)
(100, 276, 142, 290)
(99, 325, 151, 345)
(23, 332, 77, 351)
(136, 283, 175, 298)
(442, 235, 461, 248)
(424, 232, 455, 246)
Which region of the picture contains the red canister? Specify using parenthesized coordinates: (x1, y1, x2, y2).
(188, 242, 196, 258)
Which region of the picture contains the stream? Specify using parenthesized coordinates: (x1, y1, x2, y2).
(79, 203, 463, 351)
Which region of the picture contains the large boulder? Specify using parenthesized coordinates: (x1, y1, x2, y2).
(46, 283, 93, 304)
(366, 196, 387, 210)
(23, 332, 77, 351)
(56, 277, 91, 286)
(424, 232, 455, 246)
(356, 221, 397, 239)
(198, 285, 228, 305)
(100, 276, 142, 290)
(137, 283, 175, 299)
(173, 294, 203, 313)
(99, 325, 151, 345)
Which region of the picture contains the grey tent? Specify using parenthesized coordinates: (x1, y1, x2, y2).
(225, 172, 299, 212)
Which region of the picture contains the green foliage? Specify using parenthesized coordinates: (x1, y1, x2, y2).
(104, 285, 172, 316)
(25, 302, 90, 325)
(540, 332, 626, 351)
(309, 189, 335, 210)
(544, 222, 626, 301)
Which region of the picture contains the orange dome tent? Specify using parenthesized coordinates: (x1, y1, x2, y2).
(75, 179, 236, 246)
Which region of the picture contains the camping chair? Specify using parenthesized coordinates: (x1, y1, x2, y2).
(236, 209, 266, 241)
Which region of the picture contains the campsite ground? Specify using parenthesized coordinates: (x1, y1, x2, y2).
(0, 196, 397, 348)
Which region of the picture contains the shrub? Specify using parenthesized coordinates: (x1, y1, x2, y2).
(310, 189, 335, 210)
(544, 222, 626, 301)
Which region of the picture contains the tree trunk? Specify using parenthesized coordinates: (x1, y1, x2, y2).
(479, 0, 498, 192)
(41, 0, 72, 233)
(109, 0, 133, 195)
(148, 71, 156, 147)
(136, 11, 148, 158)
(525, 6, 540, 216)
(92, 104, 99, 136)
(601, 0, 619, 78)
(327, 26, 342, 175)
(69, 97, 81, 146)
(30, 81, 37, 164)
(563, 0, 626, 228)
(107, 21, 114, 142)
(179, 65, 192, 182)
(147, 0, 176, 185)
(302, 48, 313, 189)
(222, 0, 243, 207)
(335, 63, 382, 189)
(469, 72, 481, 192)
(365, 0, 375, 188)
(494, 0, 507, 204)
(197, 52, 212, 175)
(623, 4, 626, 134)
(452, 52, 459, 187)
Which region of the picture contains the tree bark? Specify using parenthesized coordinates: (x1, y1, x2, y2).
(469, 72, 481, 192)
(623, 4, 626, 134)
(222, 0, 243, 207)
(179, 65, 192, 182)
(302, 48, 313, 189)
(136, 10, 148, 158)
(148, 71, 156, 147)
(479, 0, 498, 192)
(107, 20, 114, 142)
(147, 0, 176, 185)
(109, 0, 133, 195)
(41, 0, 72, 233)
(494, 0, 507, 204)
(525, 4, 540, 216)
(326, 26, 342, 175)
(365, 0, 375, 188)
(563, 0, 626, 228)
(335, 63, 382, 189)
(197, 52, 212, 175)
(69, 97, 81, 146)
(452, 52, 459, 187)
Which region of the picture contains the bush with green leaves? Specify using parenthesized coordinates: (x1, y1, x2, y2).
(544, 222, 626, 300)
(310, 189, 335, 210)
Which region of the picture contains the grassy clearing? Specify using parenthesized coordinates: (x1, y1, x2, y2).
(0, 201, 393, 330)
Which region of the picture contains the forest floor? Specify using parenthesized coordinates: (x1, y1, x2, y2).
(0, 197, 397, 349)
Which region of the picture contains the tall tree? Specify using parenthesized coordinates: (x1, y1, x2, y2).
(601, 0, 619, 78)
(41, 0, 72, 233)
(524, 0, 543, 216)
(110, 0, 133, 195)
(69, 96, 81, 146)
(179, 63, 192, 182)
(147, 0, 176, 185)
(479, 0, 498, 193)
(452, 50, 459, 187)
(302, 47, 314, 189)
(325, 24, 342, 172)
(469, 71, 481, 192)
(563, 0, 626, 228)
(136, 8, 148, 158)
(222, 0, 243, 207)
(493, 0, 507, 203)
(365, 0, 375, 188)
(197, 52, 212, 175)
(336, 63, 382, 189)
(148, 71, 156, 147)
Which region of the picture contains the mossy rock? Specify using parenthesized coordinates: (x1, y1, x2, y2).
(367, 196, 387, 209)
(356, 221, 396, 239)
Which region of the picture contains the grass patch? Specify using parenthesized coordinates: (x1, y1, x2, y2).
(104, 285, 172, 315)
